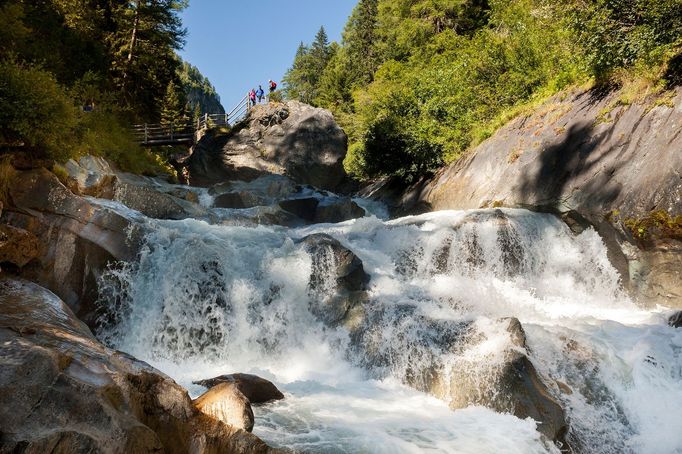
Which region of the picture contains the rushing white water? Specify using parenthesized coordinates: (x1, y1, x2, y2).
(96, 205, 682, 454)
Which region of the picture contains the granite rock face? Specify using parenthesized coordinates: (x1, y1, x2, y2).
(189, 101, 348, 190)
(2, 168, 142, 325)
(64, 156, 207, 220)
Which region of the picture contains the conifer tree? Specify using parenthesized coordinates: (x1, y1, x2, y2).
(160, 80, 184, 125)
(343, 0, 379, 87)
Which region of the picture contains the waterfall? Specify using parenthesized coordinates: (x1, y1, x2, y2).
(96, 207, 682, 454)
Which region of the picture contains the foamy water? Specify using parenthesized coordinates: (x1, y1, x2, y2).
(95, 205, 682, 453)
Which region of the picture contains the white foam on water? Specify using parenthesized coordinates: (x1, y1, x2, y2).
(95, 206, 682, 453)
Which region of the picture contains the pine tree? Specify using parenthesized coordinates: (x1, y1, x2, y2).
(343, 0, 379, 87)
(191, 102, 202, 124)
(109, 0, 188, 119)
(283, 27, 334, 105)
(310, 26, 332, 75)
(160, 80, 184, 125)
(283, 42, 314, 103)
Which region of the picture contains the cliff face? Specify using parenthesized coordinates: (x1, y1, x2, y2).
(389, 87, 682, 308)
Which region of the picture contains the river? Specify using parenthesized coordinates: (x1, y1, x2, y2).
(93, 194, 682, 453)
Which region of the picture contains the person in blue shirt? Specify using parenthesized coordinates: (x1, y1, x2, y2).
(256, 85, 265, 103)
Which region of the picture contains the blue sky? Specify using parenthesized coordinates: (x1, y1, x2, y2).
(179, 0, 358, 111)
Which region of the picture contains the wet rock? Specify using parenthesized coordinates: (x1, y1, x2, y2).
(209, 205, 303, 228)
(398, 87, 682, 308)
(504, 316, 527, 349)
(348, 307, 568, 447)
(64, 156, 206, 220)
(439, 320, 568, 446)
(193, 383, 255, 432)
(0, 278, 278, 453)
(4, 168, 143, 325)
(214, 191, 267, 209)
(279, 197, 319, 222)
(313, 198, 366, 224)
(0, 224, 40, 268)
(113, 173, 207, 220)
(194, 374, 284, 404)
(189, 101, 348, 190)
(669, 311, 682, 328)
(64, 155, 117, 198)
(278, 197, 366, 225)
(299, 233, 370, 326)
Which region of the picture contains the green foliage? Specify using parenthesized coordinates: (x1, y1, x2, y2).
(160, 80, 186, 125)
(567, 0, 682, 81)
(178, 60, 225, 115)
(0, 60, 79, 161)
(0, 0, 207, 177)
(286, 0, 681, 179)
(283, 27, 336, 104)
(624, 210, 682, 244)
(269, 91, 284, 103)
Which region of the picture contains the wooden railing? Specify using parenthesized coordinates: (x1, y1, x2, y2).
(133, 93, 253, 146)
(131, 122, 195, 146)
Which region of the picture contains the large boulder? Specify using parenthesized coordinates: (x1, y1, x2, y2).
(113, 173, 207, 220)
(65, 156, 206, 220)
(298, 233, 371, 326)
(189, 101, 348, 190)
(194, 373, 285, 404)
(64, 155, 117, 198)
(346, 306, 568, 447)
(430, 318, 568, 446)
(278, 197, 366, 225)
(0, 278, 279, 453)
(193, 383, 255, 432)
(392, 87, 682, 308)
(3, 168, 143, 325)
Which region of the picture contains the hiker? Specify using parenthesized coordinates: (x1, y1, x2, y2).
(181, 166, 190, 185)
(268, 79, 277, 101)
(256, 85, 265, 103)
(249, 88, 257, 107)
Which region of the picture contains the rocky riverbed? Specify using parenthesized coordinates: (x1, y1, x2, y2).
(1, 98, 681, 453)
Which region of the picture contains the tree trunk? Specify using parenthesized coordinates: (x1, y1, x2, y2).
(121, 0, 141, 95)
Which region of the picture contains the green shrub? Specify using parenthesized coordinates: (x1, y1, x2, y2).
(269, 91, 283, 103)
(0, 59, 79, 161)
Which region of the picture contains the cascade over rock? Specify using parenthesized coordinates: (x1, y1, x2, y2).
(375, 87, 682, 308)
(0, 279, 279, 454)
(189, 101, 348, 190)
(298, 233, 371, 326)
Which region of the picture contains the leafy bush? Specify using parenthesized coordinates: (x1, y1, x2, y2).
(0, 59, 79, 161)
(351, 0, 586, 177)
(287, 0, 682, 180)
(269, 91, 284, 103)
(74, 110, 168, 175)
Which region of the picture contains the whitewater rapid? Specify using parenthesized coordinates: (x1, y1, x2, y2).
(95, 202, 682, 454)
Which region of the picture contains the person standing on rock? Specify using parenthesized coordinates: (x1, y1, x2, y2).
(256, 85, 265, 104)
(268, 79, 277, 101)
(249, 88, 257, 107)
